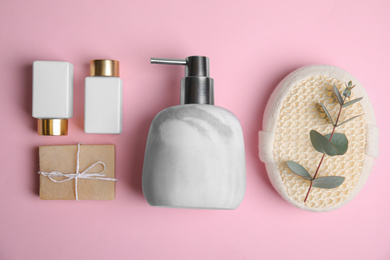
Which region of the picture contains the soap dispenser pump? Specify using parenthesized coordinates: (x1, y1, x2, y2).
(142, 56, 246, 209)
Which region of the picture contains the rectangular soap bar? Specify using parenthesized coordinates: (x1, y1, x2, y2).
(39, 144, 116, 200)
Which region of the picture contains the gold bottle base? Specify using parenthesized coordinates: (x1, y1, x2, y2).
(38, 119, 68, 136)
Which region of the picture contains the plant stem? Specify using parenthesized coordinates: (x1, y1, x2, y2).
(304, 97, 346, 203)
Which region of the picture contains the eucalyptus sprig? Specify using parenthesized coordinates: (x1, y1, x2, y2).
(286, 81, 363, 203)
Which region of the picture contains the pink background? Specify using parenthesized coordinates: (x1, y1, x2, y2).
(1, 0, 389, 259)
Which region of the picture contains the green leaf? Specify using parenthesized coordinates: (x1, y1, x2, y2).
(337, 114, 364, 127)
(342, 89, 351, 98)
(333, 84, 344, 105)
(348, 81, 352, 87)
(312, 176, 345, 189)
(342, 97, 363, 108)
(320, 102, 334, 126)
(310, 130, 338, 156)
(324, 133, 348, 155)
(286, 161, 312, 180)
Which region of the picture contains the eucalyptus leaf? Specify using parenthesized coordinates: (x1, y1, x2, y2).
(320, 102, 334, 126)
(310, 130, 338, 156)
(286, 161, 312, 180)
(333, 84, 344, 105)
(348, 81, 352, 87)
(324, 133, 348, 155)
(337, 114, 364, 127)
(312, 176, 345, 189)
(342, 89, 351, 98)
(342, 97, 363, 108)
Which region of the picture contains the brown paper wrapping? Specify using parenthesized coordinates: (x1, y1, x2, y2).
(39, 144, 116, 200)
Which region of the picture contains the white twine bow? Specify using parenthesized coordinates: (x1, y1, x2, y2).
(38, 143, 117, 200)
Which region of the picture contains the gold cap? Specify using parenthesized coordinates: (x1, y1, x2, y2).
(90, 59, 119, 77)
(38, 119, 68, 136)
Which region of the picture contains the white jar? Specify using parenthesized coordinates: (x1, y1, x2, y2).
(32, 61, 73, 136)
(84, 60, 123, 134)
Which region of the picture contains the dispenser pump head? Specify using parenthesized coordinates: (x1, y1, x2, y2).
(151, 56, 214, 105)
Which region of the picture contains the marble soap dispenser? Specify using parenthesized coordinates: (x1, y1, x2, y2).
(142, 56, 246, 209)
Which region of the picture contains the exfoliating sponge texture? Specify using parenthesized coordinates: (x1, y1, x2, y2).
(273, 76, 366, 209)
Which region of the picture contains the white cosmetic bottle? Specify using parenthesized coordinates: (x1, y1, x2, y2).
(32, 61, 73, 136)
(84, 59, 123, 134)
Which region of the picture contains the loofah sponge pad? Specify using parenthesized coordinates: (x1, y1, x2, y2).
(259, 65, 378, 212)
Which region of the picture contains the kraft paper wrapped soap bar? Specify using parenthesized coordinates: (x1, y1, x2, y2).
(39, 144, 116, 200)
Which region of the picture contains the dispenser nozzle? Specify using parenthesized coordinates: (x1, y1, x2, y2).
(150, 56, 214, 105)
(150, 58, 187, 65)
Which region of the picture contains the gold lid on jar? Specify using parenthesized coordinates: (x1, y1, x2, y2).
(90, 59, 119, 77)
(37, 119, 68, 136)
